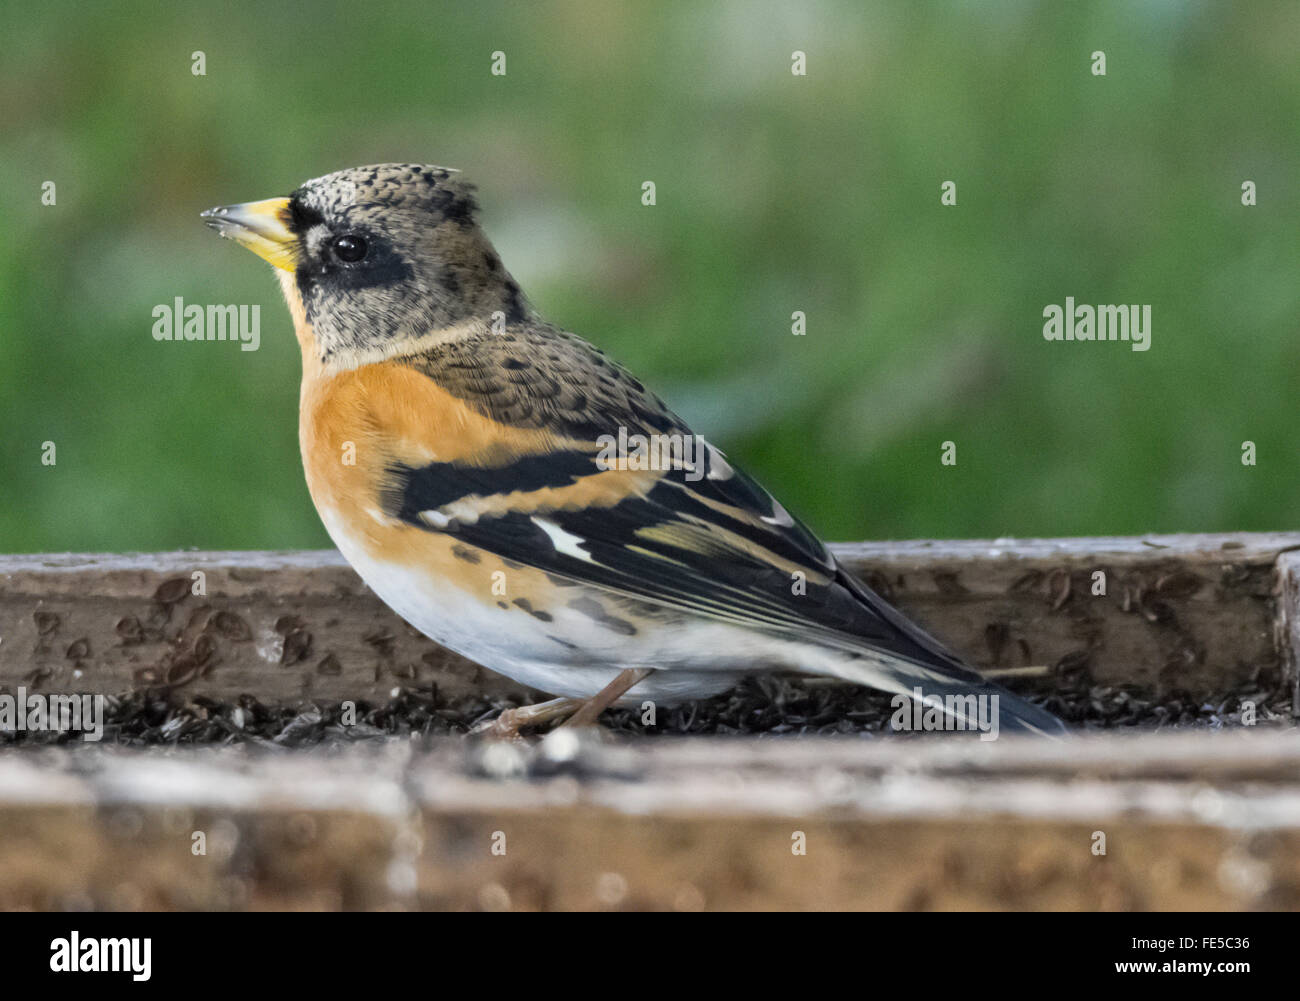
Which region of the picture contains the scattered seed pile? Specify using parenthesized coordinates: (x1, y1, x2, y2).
(0, 665, 1290, 747)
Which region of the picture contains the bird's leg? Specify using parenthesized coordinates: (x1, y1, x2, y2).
(562, 667, 655, 729)
(471, 668, 654, 739)
(472, 696, 583, 739)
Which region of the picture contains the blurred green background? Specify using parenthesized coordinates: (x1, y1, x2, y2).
(2, 0, 1297, 553)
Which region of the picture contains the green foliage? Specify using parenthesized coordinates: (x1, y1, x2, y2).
(2, 0, 1296, 552)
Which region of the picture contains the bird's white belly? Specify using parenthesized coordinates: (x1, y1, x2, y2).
(317, 509, 760, 703)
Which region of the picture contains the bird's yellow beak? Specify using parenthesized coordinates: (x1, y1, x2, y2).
(200, 197, 298, 272)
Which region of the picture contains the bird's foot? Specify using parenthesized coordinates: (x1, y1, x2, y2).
(470, 668, 657, 739)
(471, 696, 582, 740)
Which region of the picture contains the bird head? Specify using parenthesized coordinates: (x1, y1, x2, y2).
(202, 164, 526, 364)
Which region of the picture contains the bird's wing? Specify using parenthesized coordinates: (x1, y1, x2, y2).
(381, 323, 974, 671)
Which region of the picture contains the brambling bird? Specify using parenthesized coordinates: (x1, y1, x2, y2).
(201, 163, 1065, 737)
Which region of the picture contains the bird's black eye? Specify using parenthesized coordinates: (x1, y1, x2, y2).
(331, 234, 368, 263)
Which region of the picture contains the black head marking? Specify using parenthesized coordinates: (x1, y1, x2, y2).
(280, 163, 527, 359)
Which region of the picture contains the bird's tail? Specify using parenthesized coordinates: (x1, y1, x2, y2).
(808, 648, 1067, 738)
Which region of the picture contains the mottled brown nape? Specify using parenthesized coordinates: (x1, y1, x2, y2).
(395, 322, 685, 438)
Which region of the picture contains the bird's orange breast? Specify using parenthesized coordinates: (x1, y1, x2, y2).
(284, 278, 660, 626)
(286, 282, 559, 596)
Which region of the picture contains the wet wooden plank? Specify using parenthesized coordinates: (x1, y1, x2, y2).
(0, 550, 516, 707)
(0, 532, 1295, 706)
(833, 532, 1295, 699)
(1275, 551, 1300, 717)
